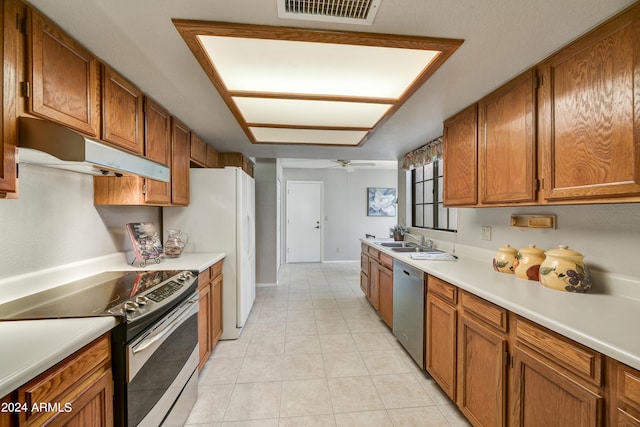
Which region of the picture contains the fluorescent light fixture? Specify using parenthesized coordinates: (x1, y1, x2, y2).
(249, 127, 368, 145)
(173, 21, 463, 146)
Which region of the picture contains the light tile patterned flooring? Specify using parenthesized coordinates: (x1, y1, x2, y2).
(185, 262, 471, 427)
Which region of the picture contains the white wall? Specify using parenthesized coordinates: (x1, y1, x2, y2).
(254, 159, 278, 285)
(396, 170, 640, 282)
(282, 167, 398, 261)
(0, 164, 160, 280)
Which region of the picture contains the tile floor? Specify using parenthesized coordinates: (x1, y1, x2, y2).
(185, 262, 471, 427)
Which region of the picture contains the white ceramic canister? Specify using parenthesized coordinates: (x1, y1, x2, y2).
(514, 245, 545, 281)
(539, 245, 592, 293)
(493, 244, 518, 274)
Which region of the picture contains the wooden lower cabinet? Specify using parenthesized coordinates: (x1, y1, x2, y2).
(197, 271, 212, 370)
(377, 264, 393, 328)
(210, 272, 223, 348)
(360, 245, 393, 328)
(367, 257, 380, 311)
(426, 292, 457, 400)
(511, 346, 602, 427)
(4, 334, 115, 427)
(609, 360, 640, 426)
(197, 261, 223, 370)
(458, 313, 508, 427)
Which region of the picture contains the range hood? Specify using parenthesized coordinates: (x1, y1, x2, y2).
(18, 117, 170, 182)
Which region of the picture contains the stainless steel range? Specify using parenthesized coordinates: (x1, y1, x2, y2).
(0, 269, 199, 427)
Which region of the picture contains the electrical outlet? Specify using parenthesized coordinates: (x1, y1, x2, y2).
(481, 226, 492, 241)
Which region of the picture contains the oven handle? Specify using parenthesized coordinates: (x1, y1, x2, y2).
(132, 295, 198, 355)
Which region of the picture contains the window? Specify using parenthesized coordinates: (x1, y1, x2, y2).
(412, 159, 457, 231)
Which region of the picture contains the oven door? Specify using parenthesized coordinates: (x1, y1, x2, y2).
(126, 292, 199, 427)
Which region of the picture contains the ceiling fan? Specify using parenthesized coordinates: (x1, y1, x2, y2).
(330, 159, 376, 172)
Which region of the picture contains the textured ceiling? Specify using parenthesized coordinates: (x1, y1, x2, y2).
(27, 0, 636, 162)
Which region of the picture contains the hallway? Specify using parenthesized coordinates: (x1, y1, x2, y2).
(185, 262, 470, 426)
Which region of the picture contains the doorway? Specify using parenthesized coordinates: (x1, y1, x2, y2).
(286, 181, 323, 263)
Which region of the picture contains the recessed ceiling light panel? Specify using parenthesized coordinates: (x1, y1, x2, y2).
(250, 127, 368, 145)
(198, 36, 438, 99)
(174, 21, 463, 146)
(233, 97, 393, 128)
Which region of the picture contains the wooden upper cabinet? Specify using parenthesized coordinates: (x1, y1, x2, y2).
(206, 145, 219, 168)
(190, 132, 207, 167)
(27, 8, 100, 137)
(171, 116, 190, 206)
(479, 70, 537, 204)
(143, 97, 171, 205)
(443, 104, 478, 206)
(1, 0, 21, 197)
(538, 3, 640, 202)
(101, 65, 144, 155)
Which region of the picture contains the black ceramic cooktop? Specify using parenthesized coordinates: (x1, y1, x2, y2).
(0, 270, 183, 320)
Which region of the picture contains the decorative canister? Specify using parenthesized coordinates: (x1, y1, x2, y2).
(493, 244, 518, 274)
(539, 245, 592, 293)
(514, 245, 546, 281)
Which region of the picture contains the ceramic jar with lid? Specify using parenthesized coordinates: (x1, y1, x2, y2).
(514, 245, 545, 281)
(493, 244, 518, 274)
(539, 245, 592, 293)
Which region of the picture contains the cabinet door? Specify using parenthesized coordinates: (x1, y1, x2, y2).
(613, 361, 640, 427)
(511, 346, 603, 427)
(1, 0, 20, 196)
(378, 265, 393, 328)
(46, 369, 114, 427)
(211, 273, 223, 349)
(190, 132, 207, 167)
(171, 117, 190, 206)
(27, 9, 100, 137)
(205, 145, 218, 168)
(443, 104, 478, 206)
(479, 70, 537, 204)
(198, 280, 212, 371)
(143, 97, 171, 205)
(368, 259, 380, 310)
(426, 293, 457, 400)
(102, 65, 144, 154)
(538, 4, 640, 201)
(458, 314, 507, 427)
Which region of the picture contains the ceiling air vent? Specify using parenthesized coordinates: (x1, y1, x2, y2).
(277, 0, 382, 25)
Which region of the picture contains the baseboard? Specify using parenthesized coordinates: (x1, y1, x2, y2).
(257, 282, 278, 287)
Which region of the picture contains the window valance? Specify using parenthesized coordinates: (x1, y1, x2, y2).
(401, 136, 443, 170)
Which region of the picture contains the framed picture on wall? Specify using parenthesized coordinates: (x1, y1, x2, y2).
(367, 187, 397, 217)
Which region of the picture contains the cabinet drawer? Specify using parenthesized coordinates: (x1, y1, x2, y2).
(460, 291, 507, 332)
(198, 269, 211, 287)
(618, 363, 640, 410)
(361, 243, 370, 255)
(210, 261, 223, 279)
(361, 254, 369, 274)
(18, 334, 110, 422)
(369, 247, 380, 259)
(428, 275, 457, 304)
(514, 316, 602, 386)
(379, 253, 393, 269)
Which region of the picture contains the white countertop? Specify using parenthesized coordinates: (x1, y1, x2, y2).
(0, 251, 225, 397)
(362, 239, 640, 371)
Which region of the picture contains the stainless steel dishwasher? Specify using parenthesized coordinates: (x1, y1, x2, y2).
(393, 259, 425, 369)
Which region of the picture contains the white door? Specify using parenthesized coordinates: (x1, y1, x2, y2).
(286, 181, 322, 263)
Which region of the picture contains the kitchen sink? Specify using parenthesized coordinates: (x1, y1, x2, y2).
(391, 247, 445, 253)
(378, 242, 419, 248)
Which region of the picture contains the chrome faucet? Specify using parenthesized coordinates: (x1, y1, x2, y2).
(405, 233, 434, 250)
(404, 233, 425, 246)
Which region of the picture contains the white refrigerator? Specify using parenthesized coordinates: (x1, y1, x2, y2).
(163, 167, 256, 340)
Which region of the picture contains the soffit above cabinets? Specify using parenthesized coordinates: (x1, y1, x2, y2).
(173, 21, 463, 147)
